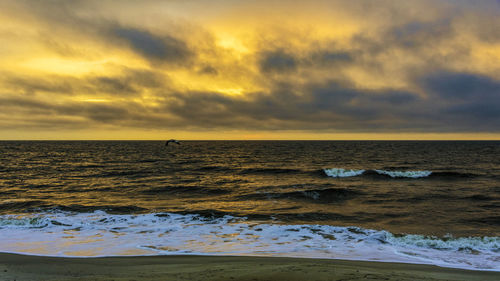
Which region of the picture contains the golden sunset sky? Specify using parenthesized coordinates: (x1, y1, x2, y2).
(1, 0, 499, 140)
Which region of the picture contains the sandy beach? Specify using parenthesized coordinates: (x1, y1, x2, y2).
(0, 253, 498, 281)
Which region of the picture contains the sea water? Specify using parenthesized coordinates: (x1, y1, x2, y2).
(0, 141, 499, 270)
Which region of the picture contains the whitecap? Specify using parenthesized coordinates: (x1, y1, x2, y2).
(323, 168, 365, 178)
(374, 170, 432, 178)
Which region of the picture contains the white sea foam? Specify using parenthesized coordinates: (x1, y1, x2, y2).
(323, 168, 433, 178)
(0, 211, 499, 271)
(374, 170, 432, 178)
(323, 168, 365, 177)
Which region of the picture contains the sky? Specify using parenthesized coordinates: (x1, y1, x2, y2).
(0, 0, 499, 140)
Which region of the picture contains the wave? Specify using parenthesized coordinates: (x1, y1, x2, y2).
(141, 185, 230, 196)
(55, 204, 148, 214)
(324, 168, 365, 178)
(194, 165, 237, 172)
(323, 168, 431, 178)
(0, 200, 48, 212)
(239, 188, 361, 203)
(0, 211, 498, 271)
(373, 169, 432, 178)
(239, 167, 306, 175)
(462, 216, 500, 226)
(431, 171, 478, 178)
(0, 202, 148, 215)
(463, 194, 496, 201)
(323, 168, 476, 179)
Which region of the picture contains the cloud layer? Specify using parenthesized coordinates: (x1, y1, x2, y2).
(0, 0, 499, 138)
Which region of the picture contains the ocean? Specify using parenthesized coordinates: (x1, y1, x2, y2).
(0, 141, 499, 270)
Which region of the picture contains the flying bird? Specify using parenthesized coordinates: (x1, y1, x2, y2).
(165, 139, 181, 146)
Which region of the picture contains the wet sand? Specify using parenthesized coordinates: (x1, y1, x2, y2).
(0, 253, 498, 281)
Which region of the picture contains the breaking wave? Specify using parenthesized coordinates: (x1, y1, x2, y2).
(238, 188, 361, 203)
(323, 168, 366, 178)
(0, 211, 498, 271)
(324, 168, 433, 178)
(373, 169, 432, 178)
(322, 168, 481, 179)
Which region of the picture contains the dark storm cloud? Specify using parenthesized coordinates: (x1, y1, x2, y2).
(257, 48, 355, 76)
(348, 18, 458, 66)
(82, 103, 131, 122)
(0, 96, 53, 111)
(197, 65, 218, 75)
(113, 27, 192, 63)
(253, 19, 454, 78)
(3, 75, 74, 95)
(91, 77, 137, 96)
(4, 1, 195, 65)
(423, 72, 500, 100)
(309, 51, 354, 66)
(89, 69, 166, 96)
(0, 95, 134, 127)
(114, 28, 168, 59)
(1, 70, 499, 132)
(259, 50, 297, 73)
(159, 81, 424, 131)
(421, 71, 500, 127)
(1, 68, 166, 97)
(152, 71, 499, 132)
(389, 20, 453, 48)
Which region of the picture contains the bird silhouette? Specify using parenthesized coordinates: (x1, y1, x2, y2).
(165, 139, 181, 146)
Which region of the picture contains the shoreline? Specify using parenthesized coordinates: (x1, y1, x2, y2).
(1, 253, 499, 281)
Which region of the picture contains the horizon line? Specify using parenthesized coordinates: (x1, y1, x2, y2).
(1, 139, 499, 141)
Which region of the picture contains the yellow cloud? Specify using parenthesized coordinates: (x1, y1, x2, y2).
(19, 57, 111, 76)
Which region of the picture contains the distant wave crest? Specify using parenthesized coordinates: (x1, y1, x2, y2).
(374, 169, 432, 178)
(323, 168, 366, 178)
(323, 168, 432, 178)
